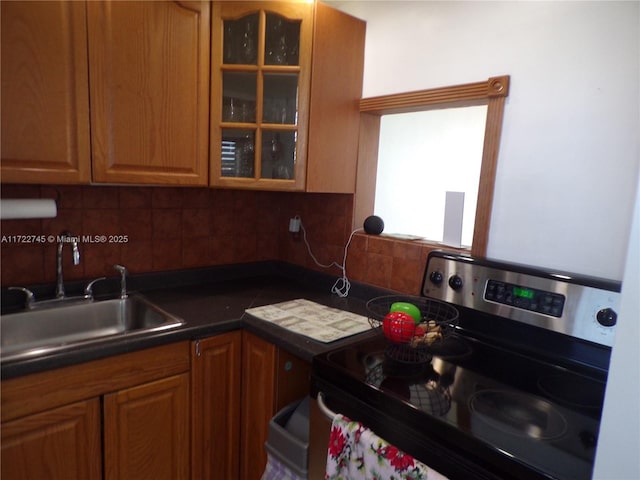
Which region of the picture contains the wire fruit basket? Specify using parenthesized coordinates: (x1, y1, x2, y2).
(367, 295, 459, 364)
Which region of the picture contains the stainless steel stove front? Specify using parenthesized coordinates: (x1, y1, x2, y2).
(423, 252, 621, 347)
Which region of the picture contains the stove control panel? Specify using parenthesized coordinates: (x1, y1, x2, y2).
(484, 279, 565, 317)
(423, 252, 621, 347)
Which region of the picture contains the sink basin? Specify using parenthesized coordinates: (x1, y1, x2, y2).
(1, 295, 184, 363)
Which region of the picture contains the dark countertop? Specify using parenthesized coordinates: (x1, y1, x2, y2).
(1, 262, 388, 379)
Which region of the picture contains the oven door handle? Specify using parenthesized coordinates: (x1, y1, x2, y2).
(317, 392, 338, 421)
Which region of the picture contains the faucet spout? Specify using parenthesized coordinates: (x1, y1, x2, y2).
(56, 231, 80, 299)
(113, 264, 128, 299)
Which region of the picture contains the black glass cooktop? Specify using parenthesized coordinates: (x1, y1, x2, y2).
(313, 334, 607, 480)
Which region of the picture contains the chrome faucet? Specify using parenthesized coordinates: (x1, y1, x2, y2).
(56, 231, 80, 299)
(84, 277, 106, 300)
(113, 264, 128, 299)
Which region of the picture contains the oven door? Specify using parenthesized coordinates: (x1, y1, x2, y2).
(311, 374, 555, 480)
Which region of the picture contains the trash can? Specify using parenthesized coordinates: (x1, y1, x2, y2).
(261, 396, 310, 480)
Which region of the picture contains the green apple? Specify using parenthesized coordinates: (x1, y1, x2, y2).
(389, 302, 422, 324)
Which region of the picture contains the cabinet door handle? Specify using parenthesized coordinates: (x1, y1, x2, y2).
(195, 340, 201, 357)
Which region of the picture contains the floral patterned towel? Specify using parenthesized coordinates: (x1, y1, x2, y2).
(325, 414, 449, 480)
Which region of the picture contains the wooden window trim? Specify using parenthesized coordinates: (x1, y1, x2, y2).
(354, 75, 510, 256)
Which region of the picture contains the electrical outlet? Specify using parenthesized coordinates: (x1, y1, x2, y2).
(288, 217, 301, 233)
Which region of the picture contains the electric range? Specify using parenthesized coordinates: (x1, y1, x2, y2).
(312, 251, 621, 480)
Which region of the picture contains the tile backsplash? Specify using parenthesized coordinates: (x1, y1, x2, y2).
(1, 184, 451, 295)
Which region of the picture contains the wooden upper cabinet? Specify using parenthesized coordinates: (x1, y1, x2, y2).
(210, 2, 312, 191)
(87, 1, 210, 186)
(210, 1, 365, 192)
(306, 2, 366, 193)
(0, 1, 91, 184)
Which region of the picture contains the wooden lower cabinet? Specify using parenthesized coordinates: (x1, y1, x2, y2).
(191, 331, 242, 480)
(239, 331, 277, 480)
(0, 342, 190, 480)
(104, 374, 190, 480)
(1, 399, 102, 480)
(0, 332, 311, 480)
(240, 331, 311, 480)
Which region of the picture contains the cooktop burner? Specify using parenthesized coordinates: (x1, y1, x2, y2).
(365, 354, 456, 416)
(537, 374, 606, 409)
(469, 389, 568, 440)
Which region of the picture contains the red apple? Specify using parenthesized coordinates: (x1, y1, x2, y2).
(382, 311, 416, 344)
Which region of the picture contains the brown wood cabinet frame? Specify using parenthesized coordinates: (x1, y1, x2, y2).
(354, 75, 510, 256)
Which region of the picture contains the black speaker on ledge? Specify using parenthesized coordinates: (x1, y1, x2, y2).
(363, 215, 384, 235)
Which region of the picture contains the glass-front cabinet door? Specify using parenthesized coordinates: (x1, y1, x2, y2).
(211, 2, 312, 190)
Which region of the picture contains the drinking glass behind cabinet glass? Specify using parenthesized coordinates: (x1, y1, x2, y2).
(267, 18, 287, 65)
(271, 134, 291, 179)
(240, 19, 256, 64)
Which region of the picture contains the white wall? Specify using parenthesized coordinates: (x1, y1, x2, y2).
(592, 171, 640, 480)
(330, 0, 640, 280)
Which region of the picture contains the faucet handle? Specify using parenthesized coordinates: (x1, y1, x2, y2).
(72, 244, 80, 265)
(84, 277, 107, 300)
(113, 264, 128, 275)
(8, 286, 35, 309)
(113, 264, 128, 299)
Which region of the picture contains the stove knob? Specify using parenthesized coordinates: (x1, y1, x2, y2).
(429, 271, 444, 285)
(448, 275, 463, 291)
(596, 308, 617, 327)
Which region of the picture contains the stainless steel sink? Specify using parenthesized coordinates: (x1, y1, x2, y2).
(1, 295, 184, 363)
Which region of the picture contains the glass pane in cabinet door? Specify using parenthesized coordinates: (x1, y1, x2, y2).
(221, 129, 255, 178)
(222, 72, 256, 123)
(264, 14, 300, 66)
(263, 73, 298, 125)
(223, 14, 258, 65)
(261, 130, 296, 180)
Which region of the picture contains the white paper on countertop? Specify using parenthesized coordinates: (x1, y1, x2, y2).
(245, 299, 371, 343)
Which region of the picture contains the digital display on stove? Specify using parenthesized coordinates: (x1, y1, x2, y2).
(485, 280, 565, 317)
(513, 286, 535, 299)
